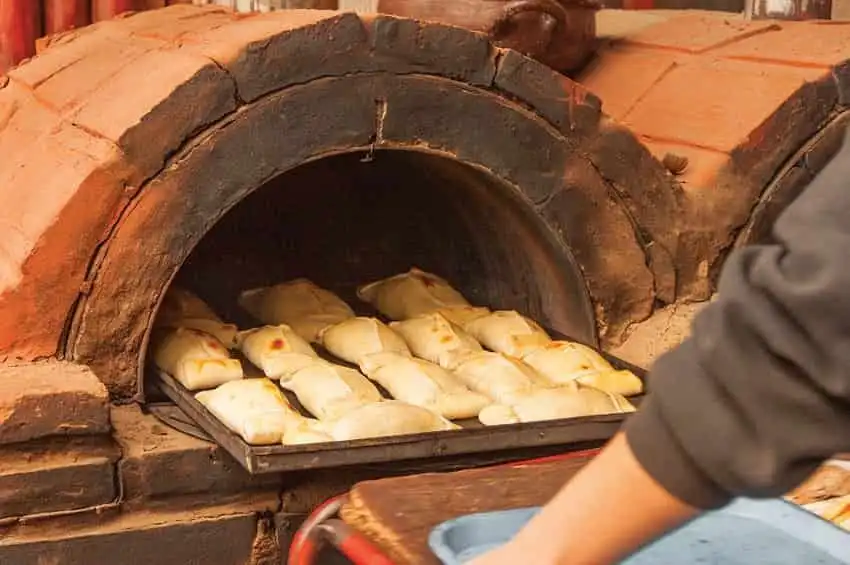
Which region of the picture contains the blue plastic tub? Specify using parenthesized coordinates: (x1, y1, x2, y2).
(429, 498, 850, 564)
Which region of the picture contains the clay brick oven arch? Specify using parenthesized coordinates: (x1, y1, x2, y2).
(0, 4, 681, 400)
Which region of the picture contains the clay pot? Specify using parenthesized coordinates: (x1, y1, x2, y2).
(376, 0, 600, 74)
(0, 0, 41, 73)
(45, 0, 92, 35)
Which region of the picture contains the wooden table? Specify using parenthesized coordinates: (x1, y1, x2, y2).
(340, 451, 596, 565)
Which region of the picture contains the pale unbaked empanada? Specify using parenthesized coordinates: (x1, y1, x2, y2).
(153, 328, 244, 391)
(236, 324, 319, 380)
(156, 288, 239, 348)
(436, 306, 491, 328)
(319, 316, 411, 366)
(451, 352, 555, 404)
(158, 287, 221, 323)
(281, 362, 383, 421)
(463, 310, 552, 357)
(238, 279, 355, 343)
(478, 386, 635, 426)
(195, 378, 301, 445)
(358, 352, 490, 420)
(390, 313, 482, 369)
(322, 400, 460, 441)
(281, 418, 334, 445)
(357, 267, 470, 321)
(522, 341, 645, 396)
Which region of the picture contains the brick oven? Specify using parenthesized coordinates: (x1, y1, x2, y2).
(2, 4, 850, 564)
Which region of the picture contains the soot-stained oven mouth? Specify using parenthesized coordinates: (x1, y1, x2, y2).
(140, 149, 646, 475)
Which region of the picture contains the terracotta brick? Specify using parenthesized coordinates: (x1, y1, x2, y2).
(118, 3, 236, 42)
(0, 101, 128, 358)
(541, 154, 655, 341)
(112, 404, 280, 500)
(28, 35, 164, 113)
(0, 362, 110, 445)
(181, 10, 362, 101)
(7, 23, 129, 90)
(494, 49, 601, 137)
(0, 494, 279, 565)
(621, 57, 828, 153)
(578, 47, 678, 121)
(183, 12, 498, 103)
(622, 12, 779, 54)
(69, 48, 237, 181)
(0, 437, 119, 519)
(715, 20, 850, 68)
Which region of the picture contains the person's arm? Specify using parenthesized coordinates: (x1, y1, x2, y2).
(471, 125, 850, 565)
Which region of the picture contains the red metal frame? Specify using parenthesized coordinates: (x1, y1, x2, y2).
(289, 448, 601, 565)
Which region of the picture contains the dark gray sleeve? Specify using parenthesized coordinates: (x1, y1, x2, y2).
(625, 125, 850, 509)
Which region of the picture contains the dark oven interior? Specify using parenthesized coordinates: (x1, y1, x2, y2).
(147, 149, 595, 354)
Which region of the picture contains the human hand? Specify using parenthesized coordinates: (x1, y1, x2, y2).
(464, 433, 698, 565)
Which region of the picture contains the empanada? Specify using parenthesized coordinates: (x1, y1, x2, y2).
(478, 386, 636, 426)
(322, 400, 460, 441)
(239, 279, 355, 343)
(152, 327, 243, 391)
(522, 341, 644, 396)
(436, 306, 491, 328)
(451, 351, 555, 404)
(236, 325, 319, 380)
(158, 287, 221, 323)
(359, 352, 490, 420)
(390, 313, 482, 369)
(319, 317, 411, 366)
(357, 267, 470, 320)
(156, 288, 239, 348)
(195, 378, 301, 445)
(281, 362, 383, 421)
(463, 310, 552, 357)
(281, 418, 334, 445)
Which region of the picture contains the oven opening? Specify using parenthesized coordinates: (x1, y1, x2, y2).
(143, 148, 595, 371)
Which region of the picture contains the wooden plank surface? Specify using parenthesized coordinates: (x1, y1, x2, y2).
(340, 453, 595, 565)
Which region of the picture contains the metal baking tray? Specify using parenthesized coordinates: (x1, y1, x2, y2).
(152, 328, 647, 474)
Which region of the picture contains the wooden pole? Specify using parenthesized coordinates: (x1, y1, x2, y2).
(45, 0, 92, 35)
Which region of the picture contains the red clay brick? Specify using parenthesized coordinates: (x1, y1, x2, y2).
(112, 404, 279, 500)
(622, 12, 779, 54)
(0, 437, 119, 519)
(715, 21, 850, 67)
(31, 36, 164, 113)
(7, 23, 129, 90)
(70, 48, 236, 180)
(578, 47, 678, 121)
(0, 93, 129, 358)
(621, 57, 827, 152)
(119, 3, 237, 42)
(0, 362, 110, 444)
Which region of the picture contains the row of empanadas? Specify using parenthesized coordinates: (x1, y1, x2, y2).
(152, 327, 244, 391)
(478, 386, 636, 426)
(196, 378, 458, 445)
